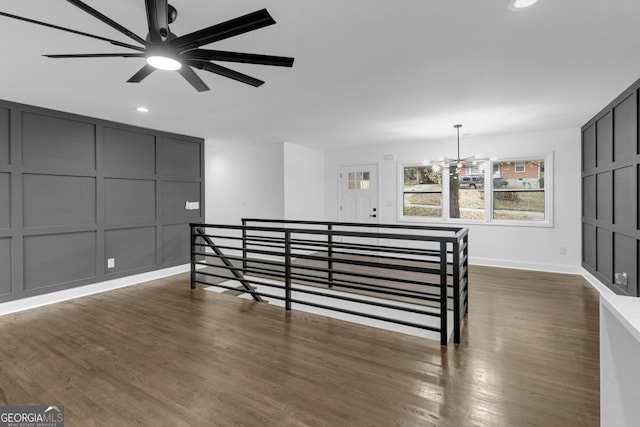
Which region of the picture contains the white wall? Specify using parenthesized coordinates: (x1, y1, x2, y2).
(283, 143, 325, 220)
(205, 142, 285, 225)
(324, 128, 582, 273)
(205, 141, 326, 225)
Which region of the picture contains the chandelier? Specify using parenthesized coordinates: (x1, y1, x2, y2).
(426, 124, 490, 174)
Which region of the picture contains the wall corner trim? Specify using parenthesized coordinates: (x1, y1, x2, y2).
(580, 267, 617, 296)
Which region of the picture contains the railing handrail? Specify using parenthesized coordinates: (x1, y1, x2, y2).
(190, 220, 469, 346)
(241, 217, 465, 232)
(192, 222, 464, 243)
(242, 218, 470, 241)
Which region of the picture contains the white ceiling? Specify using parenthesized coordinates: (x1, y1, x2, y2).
(1, 0, 640, 150)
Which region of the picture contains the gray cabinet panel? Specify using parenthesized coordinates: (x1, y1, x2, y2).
(104, 179, 156, 224)
(582, 124, 596, 171)
(24, 231, 96, 290)
(613, 94, 636, 161)
(596, 172, 612, 223)
(161, 181, 201, 223)
(597, 112, 613, 167)
(613, 166, 635, 229)
(104, 127, 156, 176)
(613, 233, 637, 296)
(162, 224, 189, 263)
(0, 107, 8, 166)
(583, 175, 596, 219)
(0, 238, 10, 296)
(0, 173, 9, 229)
(23, 174, 96, 228)
(597, 228, 613, 282)
(22, 112, 95, 171)
(105, 227, 156, 274)
(583, 223, 596, 268)
(161, 137, 201, 177)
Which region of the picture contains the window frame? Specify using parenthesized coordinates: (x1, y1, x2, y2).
(397, 152, 553, 227)
(399, 164, 443, 219)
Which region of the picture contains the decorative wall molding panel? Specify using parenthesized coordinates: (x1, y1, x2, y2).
(0, 99, 204, 303)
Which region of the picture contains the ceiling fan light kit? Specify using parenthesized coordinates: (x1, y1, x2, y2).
(146, 54, 182, 71)
(508, 0, 539, 11)
(0, 0, 294, 92)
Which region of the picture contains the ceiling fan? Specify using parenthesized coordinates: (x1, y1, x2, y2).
(0, 0, 295, 92)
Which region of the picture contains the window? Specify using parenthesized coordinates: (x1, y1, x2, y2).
(402, 165, 442, 217)
(348, 171, 370, 189)
(399, 154, 551, 226)
(493, 159, 545, 221)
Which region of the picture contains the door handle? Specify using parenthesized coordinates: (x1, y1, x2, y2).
(369, 214, 377, 218)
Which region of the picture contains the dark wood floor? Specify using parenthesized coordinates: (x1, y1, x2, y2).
(0, 266, 600, 426)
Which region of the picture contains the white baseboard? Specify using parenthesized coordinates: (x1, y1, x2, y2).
(469, 256, 581, 275)
(580, 267, 616, 296)
(0, 264, 191, 317)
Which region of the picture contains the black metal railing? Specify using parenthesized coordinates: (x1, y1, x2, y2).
(190, 219, 469, 346)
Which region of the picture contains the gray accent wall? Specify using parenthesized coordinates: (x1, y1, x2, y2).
(0, 99, 204, 303)
(582, 79, 639, 296)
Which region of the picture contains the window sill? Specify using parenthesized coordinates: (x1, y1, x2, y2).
(397, 216, 553, 228)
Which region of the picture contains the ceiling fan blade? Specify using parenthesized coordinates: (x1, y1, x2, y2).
(145, 0, 168, 43)
(168, 9, 275, 50)
(127, 64, 156, 83)
(177, 66, 210, 92)
(65, 0, 147, 46)
(187, 60, 264, 87)
(45, 53, 145, 58)
(0, 11, 144, 52)
(183, 49, 294, 67)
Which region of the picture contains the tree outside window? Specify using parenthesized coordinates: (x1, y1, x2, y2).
(449, 164, 486, 220)
(402, 166, 442, 217)
(399, 156, 550, 225)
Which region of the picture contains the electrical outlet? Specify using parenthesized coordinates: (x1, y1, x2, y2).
(107, 258, 115, 269)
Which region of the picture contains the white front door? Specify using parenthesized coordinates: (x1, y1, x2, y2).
(339, 164, 379, 224)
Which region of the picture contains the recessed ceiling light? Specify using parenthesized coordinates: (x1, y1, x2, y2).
(508, 0, 539, 10)
(136, 107, 149, 113)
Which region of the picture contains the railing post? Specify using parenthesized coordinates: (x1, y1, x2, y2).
(327, 224, 333, 288)
(242, 218, 248, 272)
(453, 237, 461, 344)
(285, 230, 292, 311)
(463, 233, 469, 315)
(440, 241, 448, 346)
(190, 224, 196, 289)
